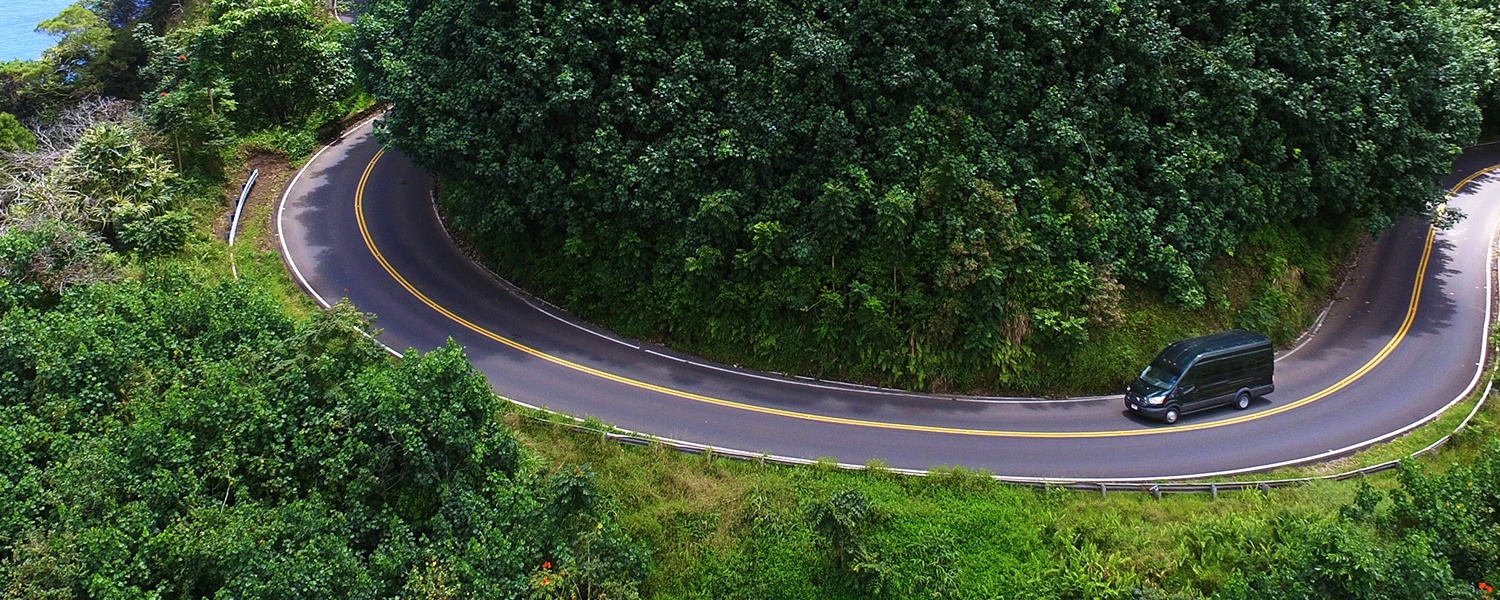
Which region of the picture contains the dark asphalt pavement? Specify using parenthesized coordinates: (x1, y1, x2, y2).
(277, 120, 1500, 480)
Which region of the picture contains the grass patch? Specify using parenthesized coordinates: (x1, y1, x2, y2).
(507, 403, 1497, 598)
(208, 149, 320, 318)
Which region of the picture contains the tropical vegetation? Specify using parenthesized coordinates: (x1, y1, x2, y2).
(2, 0, 1500, 597)
(357, 0, 1484, 393)
(1, 1, 646, 597)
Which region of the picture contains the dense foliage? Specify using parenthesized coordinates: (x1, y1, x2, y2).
(0, 270, 648, 597)
(2, 0, 1498, 596)
(1445, 0, 1500, 139)
(0, 100, 192, 306)
(0, 6, 645, 591)
(356, 0, 1480, 392)
(152, 0, 354, 132)
(3, 0, 177, 120)
(0, 0, 362, 176)
(1210, 449, 1500, 600)
(134, 0, 360, 173)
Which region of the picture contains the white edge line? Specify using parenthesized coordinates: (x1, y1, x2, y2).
(284, 114, 1498, 485)
(512, 166, 1500, 485)
(276, 112, 385, 311)
(1276, 288, 1339, 362)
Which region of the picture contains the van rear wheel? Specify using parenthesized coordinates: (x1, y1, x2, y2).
(1234, 391, 1252, 410)
(1163, 407, 1180, 424)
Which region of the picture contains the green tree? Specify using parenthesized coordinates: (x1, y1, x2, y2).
(1442, 0, 1500, 140)
(0, 59, 70, 120)
(0, 271, 649, 597)
(185, 0, 353, 131)
(35, 3, 115, 95)
(135, 24, 237, 173)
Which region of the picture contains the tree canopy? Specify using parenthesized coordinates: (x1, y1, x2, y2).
(0, 17, 644, 590)
(0, 270, 649, 597)
(355, 0, 1479, 391)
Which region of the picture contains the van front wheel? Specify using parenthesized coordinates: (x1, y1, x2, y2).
(1163, 407, 1180, 424)
(1235, 391, 1252, 410)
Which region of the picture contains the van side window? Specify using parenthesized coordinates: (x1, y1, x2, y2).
(1195, 357, 1231, 384)
(1183, 359, 1212, 388)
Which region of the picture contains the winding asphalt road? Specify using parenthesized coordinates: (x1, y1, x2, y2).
(278, 119, 1500, 481)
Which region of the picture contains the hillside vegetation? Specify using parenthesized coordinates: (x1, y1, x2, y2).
(356, 0, 1480, 393)
(0, 1, 648, 597)
(4, 0, 1500, 597)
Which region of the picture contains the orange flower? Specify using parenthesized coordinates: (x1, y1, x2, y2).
(1480, 581, 1493, 594)
(543, 561, 551, 570)
(542, 576, 549, 586)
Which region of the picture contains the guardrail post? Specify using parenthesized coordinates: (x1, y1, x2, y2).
(1099, 483, 1107, 498)
(1149, 484, 1161, 500)
(1210, 483, 1218, 500)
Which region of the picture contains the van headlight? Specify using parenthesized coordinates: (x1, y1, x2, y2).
(1146, 395, 1165, 406)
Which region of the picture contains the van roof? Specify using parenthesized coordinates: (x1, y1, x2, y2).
(1153, 330, 1271, 373)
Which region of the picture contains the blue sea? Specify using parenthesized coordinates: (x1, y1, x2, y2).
(0, 0, 72, 61)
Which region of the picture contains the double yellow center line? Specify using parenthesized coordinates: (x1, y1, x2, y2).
(355, 148, 1499, 438)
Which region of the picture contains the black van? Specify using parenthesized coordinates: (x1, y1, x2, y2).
(1124, 330, 1274, 424)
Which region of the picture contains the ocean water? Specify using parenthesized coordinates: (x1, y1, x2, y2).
(0, 0, 72, 62)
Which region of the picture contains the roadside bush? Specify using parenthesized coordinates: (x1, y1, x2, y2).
(0, 270, 650, 597)
(1218, 519, 1478, 600)
(809, 488, 892, 595)
(1385, 444, 1500, 585)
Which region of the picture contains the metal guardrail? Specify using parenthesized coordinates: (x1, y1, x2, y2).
(290, 115, 1497, 497)
(520, 378, 1493, 496)
(227, 169, 259, 246)
(447, 145, 1496, 495)
(228, 169, 260, 279)
(497, 147, 1500, 495)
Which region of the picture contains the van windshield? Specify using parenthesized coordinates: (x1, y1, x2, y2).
(1138, 361, 1179, 391)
